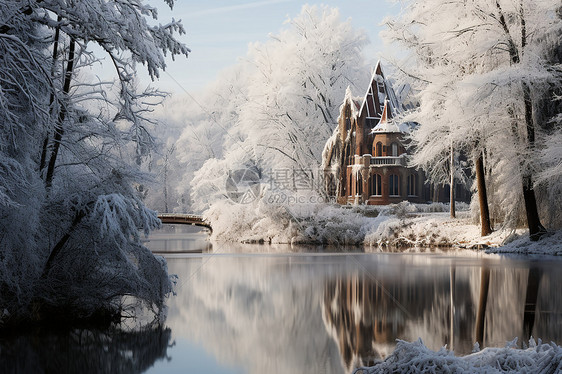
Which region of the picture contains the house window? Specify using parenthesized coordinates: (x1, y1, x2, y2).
(349, 174, 353, 197)
(391, 142, 399, 157)
(357, 173, 363, 196)
(407, 174, 418, 196)
(375, 142, 382, 157)
(370, 174, 382, 196)
(389, 174, 399, 196)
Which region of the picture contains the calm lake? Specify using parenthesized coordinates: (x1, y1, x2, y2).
(2, 225, 562, 373)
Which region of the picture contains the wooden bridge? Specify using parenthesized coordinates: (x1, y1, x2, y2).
(157, 213, 212, 232)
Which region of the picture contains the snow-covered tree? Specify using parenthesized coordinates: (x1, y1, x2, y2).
(171, 63, 252, 212)
(236, 5, 368, 175)
(383, 0, 562, 239)
(186, 5, 368, 215)
(0, 0, 188, 326)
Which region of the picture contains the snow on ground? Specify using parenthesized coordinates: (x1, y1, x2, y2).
(490, 230, 562, 256)
(206, 200, 562, 256)
(356, 338, 562, 373)
(363, 209, 524, 250)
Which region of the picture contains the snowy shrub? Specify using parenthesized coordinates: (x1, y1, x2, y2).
(384, 201, 418, 218)
(204, 191, 380, 246)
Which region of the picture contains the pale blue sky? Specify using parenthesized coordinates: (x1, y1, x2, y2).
(146, 0, 402, 94)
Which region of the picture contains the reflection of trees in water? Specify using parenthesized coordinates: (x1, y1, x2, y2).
(322, 263, 562, 374)
(0, 326, 171, 373)
(477, 265, 562, 349)
(321, 270, 474, 373)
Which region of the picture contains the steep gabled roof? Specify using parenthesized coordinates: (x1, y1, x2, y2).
(359, 61, 401, 121)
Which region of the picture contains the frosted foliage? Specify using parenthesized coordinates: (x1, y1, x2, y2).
(172, 64, 252, 211)
(383, 0, 562, 229)
(92, 193, 161, 243)
(361, 338, 562, 373)
(538, 126, 562, 184)
(190, 158, 231, 213)
(33, 0, 190, 79)
(0, 158, 43, 309)
(0, 0, 187, 325)
(535, 126, 562, 226)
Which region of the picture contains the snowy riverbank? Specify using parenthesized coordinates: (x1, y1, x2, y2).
(204, 201, 562, 256)
(356, 338, 562, 373)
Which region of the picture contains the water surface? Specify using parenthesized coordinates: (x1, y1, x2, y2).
(2, 226, 562, 374)
(145, 226, 562, 374)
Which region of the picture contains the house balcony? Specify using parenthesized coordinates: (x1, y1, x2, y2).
(370, 156, 405, 166)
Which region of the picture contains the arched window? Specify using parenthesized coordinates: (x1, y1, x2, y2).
(357, 173, 363, 196)
(389, 174, 399, 196)
(375, 142, 382, 157)
(407, 174, 418, 196)
(345, 106, 351, 130)
(391, 142, 399, 157)
(370, 174, 382, 196)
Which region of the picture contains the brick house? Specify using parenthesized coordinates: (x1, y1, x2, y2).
(322, 62, 461, 205)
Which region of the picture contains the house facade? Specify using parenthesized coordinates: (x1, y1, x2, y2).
(322, 62, 437, 205)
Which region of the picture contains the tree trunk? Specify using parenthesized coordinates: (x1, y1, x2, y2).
(475, 266, 490, 348)
(163, 155, 169, 212)
(475, 153, 492, 236)
(521, 83, 546, 241)
(42, 210, 85, 277)
(40, 15, 62, 173)
(523, 267, 542, 341)
(500, 2, 546, 241)
(450, 143, 456, 218)
(45, 38, 76, 189)
(449, 266, 456, 351)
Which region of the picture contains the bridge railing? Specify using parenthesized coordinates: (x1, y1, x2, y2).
(156, 213, 212, 231)
(157, 213, 203, 220)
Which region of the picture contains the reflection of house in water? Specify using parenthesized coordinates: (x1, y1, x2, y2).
(321, 274, 403, 371)
(321, 272, 473, 373)
(322, 62, 470, 205)
(320, 265, 562, 374)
